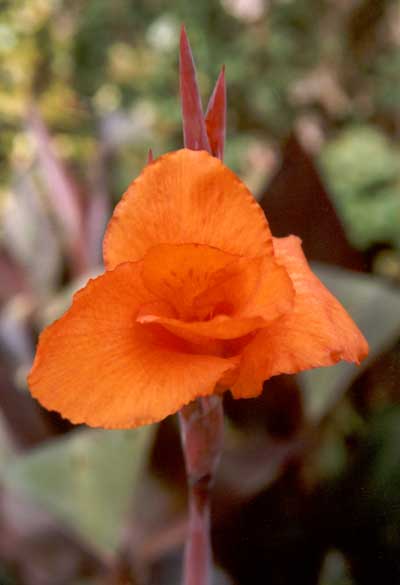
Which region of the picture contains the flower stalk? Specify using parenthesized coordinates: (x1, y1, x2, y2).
(179, 394, 224, 585)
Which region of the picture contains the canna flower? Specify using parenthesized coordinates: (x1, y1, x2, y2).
(27, 31, 368, 430)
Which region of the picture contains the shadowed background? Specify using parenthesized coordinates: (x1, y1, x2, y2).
(1, 1, 400, 584)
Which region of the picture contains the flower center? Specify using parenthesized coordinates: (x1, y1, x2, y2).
(141, 242, 262, 323)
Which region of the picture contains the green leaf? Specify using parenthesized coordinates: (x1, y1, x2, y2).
(2, 426, 153, 554)
(320, 126, 400, 250)
(364, 407, 400, 501)
(299, 264, 400, 421)
(0, 416, 14, 472)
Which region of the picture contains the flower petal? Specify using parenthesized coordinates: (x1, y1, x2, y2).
(138, 313, 266, 341)
(103, 149, 272, 270)
(141, 242, 267, 321)
(28, 263, 235, 428)
(232, 236, 369, 398)
(141, 243, 243, 320)
(236, 255, 295, 322)
(192, 256, 264, 321)
(138, 243, 294, 342)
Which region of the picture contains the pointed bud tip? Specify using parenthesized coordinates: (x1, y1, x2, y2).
(179, 24, 211, 152)
(180, 24, 188, 45)
(205, 66, 227, 160)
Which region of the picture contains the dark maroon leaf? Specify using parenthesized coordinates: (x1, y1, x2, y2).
(260, 133, 366, 271)
(0, 250, 30, 305)
(0, 349, 51, 449)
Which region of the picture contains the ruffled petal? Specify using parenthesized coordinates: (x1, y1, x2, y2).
(141, 243, 242, 320)
(137, 313, 266, 341)
(103, 149, 272, 270)
(236, 255, 295, 322)
(141, 242, 264, 321)
(138, 243, 294, 342)
(232, 236, 369, 398)
(28, 263, 235, 428)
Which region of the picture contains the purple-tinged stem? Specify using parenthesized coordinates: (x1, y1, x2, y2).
(179, 394, 224, 585)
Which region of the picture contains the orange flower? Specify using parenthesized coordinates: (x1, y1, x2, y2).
(28, 148, 368, 428)
(27, 30, 368, 429)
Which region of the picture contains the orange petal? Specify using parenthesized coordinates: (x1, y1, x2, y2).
(140, 243, 294, 339)
(142, 242, 269, 321)
(236, 255, 295, 322)
(103, 149, 272, 270)
(28, 263, 235, 428)
(141, 243, 244, 320)
(232, 236, 369, 398)
(192, 255, 264, 322)
(138, 313, 266, 341)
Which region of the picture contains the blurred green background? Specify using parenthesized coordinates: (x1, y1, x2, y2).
(1, 1, 400, 584)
